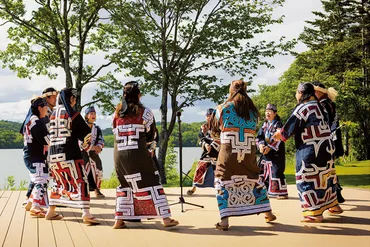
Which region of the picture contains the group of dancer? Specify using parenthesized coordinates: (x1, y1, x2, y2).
(188, 79, 344, 229)
(20, 78, 345, 230)
(21, 87, 106, 223)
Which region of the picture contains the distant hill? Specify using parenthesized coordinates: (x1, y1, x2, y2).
(0, 120, 23, 148)
(0, 120, 204, 149)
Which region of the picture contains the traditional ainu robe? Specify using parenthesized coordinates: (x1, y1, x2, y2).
(23, 115, 50, 208)
(113, 107, 171, 220)
(48, 107, 92, 209)
(213, 102, 271, 219)
(280, 100, 338, 216)
(256, 120, 288, 197)
(81, 123, 104, 190)
(192, 125, 219, 188)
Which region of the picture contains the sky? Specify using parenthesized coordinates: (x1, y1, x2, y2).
(0, 0, 323, 129)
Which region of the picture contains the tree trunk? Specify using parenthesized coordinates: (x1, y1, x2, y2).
(157, 134, 168, 184)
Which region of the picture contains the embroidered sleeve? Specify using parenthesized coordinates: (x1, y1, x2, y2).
(256, 122, 266, 146)
(281, 112, 300, 142)
(96, 125, 105, 149)
(73, 114, 93, 152)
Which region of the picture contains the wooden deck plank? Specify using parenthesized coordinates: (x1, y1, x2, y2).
(70, 205, 113, 247)
(3, 191, 26, 247)
(51, 207, 75, 247)
(21, 204, 38, 247)
(38, 211, 57, 247)
(0, 190, 12, 216)
(58, 205, 92, 247)
(0, 186, 369, 247)
(0, 191, 20, 246)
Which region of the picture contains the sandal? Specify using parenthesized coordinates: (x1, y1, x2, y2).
(24, 201, 32, 212)
(163, 219, 179, 227)
(277, 195, 289, 200)
(187, 190, 195, 196)
(328, 207, 343, 215)
(45, 213, 63, 220)
(113, 220, 127, 229)
(95, 189, 105, 199)
(301, 216, 323, 223)
(83, 216, 100, 225)
(215, 222, 229, 231)
(30, 210, 46, 218)
(265, 214, 277, 223)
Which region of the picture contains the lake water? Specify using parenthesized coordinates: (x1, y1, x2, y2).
(0, 147, 202, 188)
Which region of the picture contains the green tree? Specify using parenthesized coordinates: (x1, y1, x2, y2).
(298, 0, 370, 159)
(0, 0, 113, 109)
(98, 0, 295, 183)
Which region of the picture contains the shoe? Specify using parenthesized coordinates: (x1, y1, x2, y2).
(301, 216, 323, 223)
(45, 213, 63, 220)
(277, 195, 289, 200)
(328, 207, 343, 215)
(163, 219, 179, 227)
(187, 189, 195, 195)
(113, 220, 127, 229)
(215, 222, 229, 231)
(265, 214, 277, 223)
(94, 189, 105, 199)
(83, 216, 100, 225)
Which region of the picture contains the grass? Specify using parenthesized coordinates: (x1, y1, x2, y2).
(284, 160, 370, 189)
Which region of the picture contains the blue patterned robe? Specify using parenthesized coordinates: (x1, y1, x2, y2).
(213, 102, 271, 219)
(280, 100, 338, 216)
(256, 120, 288, 197)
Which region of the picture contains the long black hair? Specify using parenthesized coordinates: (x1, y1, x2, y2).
(297, 82, 328, 122)
(226, 80, 258, 120)
(116, 81, 143, 117)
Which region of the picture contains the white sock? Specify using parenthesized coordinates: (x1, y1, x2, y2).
(82, 209, 91, 217)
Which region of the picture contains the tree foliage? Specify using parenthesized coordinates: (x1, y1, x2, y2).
(96, 0, 295, 183)
(0, 120, 23, 148)
(253, 0, 370, 160)
(0, 0, 114, 109)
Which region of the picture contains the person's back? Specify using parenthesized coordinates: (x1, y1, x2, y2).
(289, 100, 332, 152)
(113, 106, 154, 154)
(49, 106, 90, 162)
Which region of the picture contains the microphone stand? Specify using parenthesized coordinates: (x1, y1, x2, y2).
(169, 111, 204, 212)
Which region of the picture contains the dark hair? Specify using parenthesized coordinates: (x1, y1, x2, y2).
(311, 80, 326, 89)
(297, 82, 327, 122)
(116, 81, 143, 117)
(58, 87, 77, 105)
(226, 80, 258, 120)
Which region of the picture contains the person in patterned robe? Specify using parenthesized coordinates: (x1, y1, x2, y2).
(256, 103, 288, 199)
(313, 81, 345, 203)
(23, 87, 59, 210)
(81, 106, 105, 198)
(20, 97, 62, 220)
(187, 108, 219, 195)
(211, 80, 276, 231)
(273, 82, 343, 222)
(112, 81, 178, 229)
(47, 88, 100, 224)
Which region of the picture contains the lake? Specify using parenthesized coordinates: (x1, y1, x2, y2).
(0, 147, 202, 188)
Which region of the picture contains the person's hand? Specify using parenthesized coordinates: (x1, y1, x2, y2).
(273, 129, 282, 141)
(263, 146, 271, 154)
(149, 149, 155, 158)
(259, 144, 265, 153)
(205, 143, 212, 153)
(92, 146, 102, 154)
